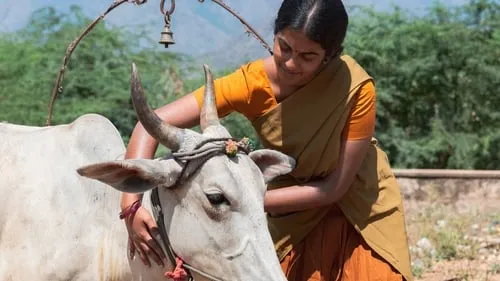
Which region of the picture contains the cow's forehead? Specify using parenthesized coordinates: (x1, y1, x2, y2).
(193, 154, 262, 195)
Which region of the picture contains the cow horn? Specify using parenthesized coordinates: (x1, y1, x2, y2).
(200, 64, 220, 131)
(130, 63, 183, 151)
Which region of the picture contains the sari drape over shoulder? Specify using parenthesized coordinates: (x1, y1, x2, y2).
(251, 55, 413, 281)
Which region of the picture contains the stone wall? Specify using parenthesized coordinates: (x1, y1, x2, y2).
(394, 169, 500, 212)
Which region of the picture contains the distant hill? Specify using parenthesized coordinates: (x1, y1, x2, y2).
(0, 0, 466, 70)
(1, 0, 281, 69)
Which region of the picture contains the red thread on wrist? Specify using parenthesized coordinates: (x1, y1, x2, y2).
(119, 200, 141, 219)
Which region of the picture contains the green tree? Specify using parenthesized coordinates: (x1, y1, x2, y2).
(0, 5, 190, 143)
(2, 2, 499, 169)
(345, 0, 500, 169)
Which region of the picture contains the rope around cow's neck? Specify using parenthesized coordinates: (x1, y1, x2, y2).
(152, 136, 255, 281)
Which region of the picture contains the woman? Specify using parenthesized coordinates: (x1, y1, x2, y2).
(121, 0, 413, 280)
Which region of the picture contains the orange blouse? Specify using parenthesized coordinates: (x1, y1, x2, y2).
(192, 59, 376, 140)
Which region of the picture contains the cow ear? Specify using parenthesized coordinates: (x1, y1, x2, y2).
(77, 159, 182, 193)
(249, 150, 296, 183)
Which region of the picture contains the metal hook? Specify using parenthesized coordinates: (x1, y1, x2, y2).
(160, 0, 175, 17)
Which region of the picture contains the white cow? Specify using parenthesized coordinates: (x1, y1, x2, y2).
(1, 63, 295, 281)
(77, 64, 295, 281)
(0, 113, 132, 281)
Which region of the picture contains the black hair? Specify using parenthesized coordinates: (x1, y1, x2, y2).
(274, 0, 348, 57)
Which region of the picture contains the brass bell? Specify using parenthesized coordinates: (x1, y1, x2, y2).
(159, 25, 175, 48)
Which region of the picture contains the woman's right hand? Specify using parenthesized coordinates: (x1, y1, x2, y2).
(124, 206, 167, 268)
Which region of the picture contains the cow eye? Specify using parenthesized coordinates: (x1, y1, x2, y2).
(206, 193, 229, 205)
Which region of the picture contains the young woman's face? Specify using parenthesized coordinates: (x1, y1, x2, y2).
(273, 27, 326, 87)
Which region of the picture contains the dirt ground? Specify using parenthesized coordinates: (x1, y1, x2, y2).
(403, 196, 500, 281)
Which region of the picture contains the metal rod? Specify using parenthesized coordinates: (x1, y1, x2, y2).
(46, 0, 145, 125)
(46, 0, 273, 125)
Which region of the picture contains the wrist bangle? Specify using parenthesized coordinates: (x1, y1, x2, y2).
(119, 200, 141, 219)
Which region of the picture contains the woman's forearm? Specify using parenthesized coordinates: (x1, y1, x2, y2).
(263, 138, 371, 215)
(263, 180, 331, 214)
(125, 123, 159, 160)
(120, 123, 159, 209)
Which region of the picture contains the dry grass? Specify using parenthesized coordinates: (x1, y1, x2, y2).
(404, 194, 500, 281)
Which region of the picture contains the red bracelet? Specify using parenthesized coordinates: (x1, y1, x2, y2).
(119, 200, 141, 219)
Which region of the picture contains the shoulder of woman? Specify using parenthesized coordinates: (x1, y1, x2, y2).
(235, 58, 273, 92)
(238, 59, 268, 78)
